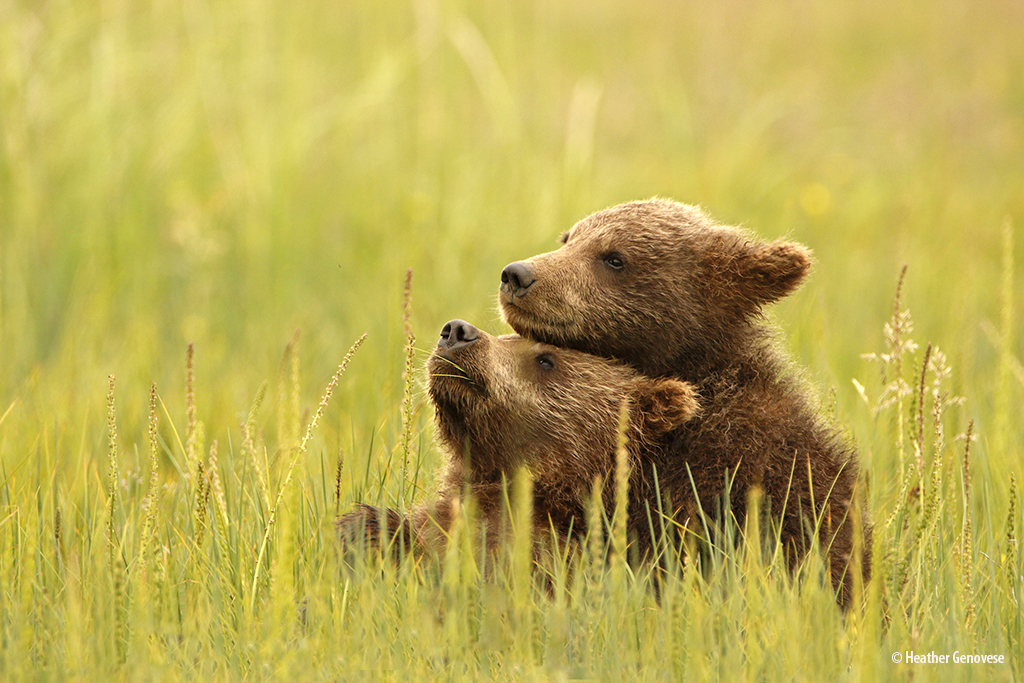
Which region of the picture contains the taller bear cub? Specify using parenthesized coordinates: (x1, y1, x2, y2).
(499, 198, 869, 606)
(337, 319, 699, 559)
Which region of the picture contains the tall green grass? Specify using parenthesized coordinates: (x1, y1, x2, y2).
(1, 0, 1022, 680)
(1, 274, 1020, 681)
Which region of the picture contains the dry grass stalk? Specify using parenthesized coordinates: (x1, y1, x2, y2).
(241, 382, 270, 511)
(960, 419, 975, 625)
(400, 267, 416, 505)
(137, 382, 161, 587)
(250, 332, 367, 612)
(913, 342, 932, 481)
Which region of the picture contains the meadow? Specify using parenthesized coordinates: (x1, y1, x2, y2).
(1, 0, 1023, 680)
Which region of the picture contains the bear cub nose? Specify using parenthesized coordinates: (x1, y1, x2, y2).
(439, 319, 479, 351)
(501, 262, 537, 297)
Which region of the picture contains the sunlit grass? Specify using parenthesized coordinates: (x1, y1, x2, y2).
(1, 0, 1023, 680)
(2, 262, 1020, 681)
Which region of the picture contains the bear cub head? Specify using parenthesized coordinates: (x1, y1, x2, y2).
(499, 198, 812, 377)
(428, 319, 698, 501)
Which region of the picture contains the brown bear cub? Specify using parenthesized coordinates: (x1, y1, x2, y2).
(499, 198, 869, 606)
(337, 319, 699, 561)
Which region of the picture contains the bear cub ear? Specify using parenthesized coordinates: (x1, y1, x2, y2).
(736, 240, 813, 305)
(635, 378, 700, 436)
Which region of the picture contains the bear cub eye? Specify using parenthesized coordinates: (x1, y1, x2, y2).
(536, 354, 556, 370)
(602, 252, 625, 271)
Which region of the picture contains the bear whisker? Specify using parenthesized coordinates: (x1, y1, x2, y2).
(429, 353, 467, 370)
(430, 372, 479, 387)
(412, 344, 447, 357)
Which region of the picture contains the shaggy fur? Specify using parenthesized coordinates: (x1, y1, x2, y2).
(498, 198, 870, 606)
(337, 321, 699, 559)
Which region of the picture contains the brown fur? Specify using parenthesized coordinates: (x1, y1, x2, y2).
(499, 198, 870, 606)
(337, 324, 699, 562)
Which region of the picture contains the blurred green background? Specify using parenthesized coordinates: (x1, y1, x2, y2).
(1, 0, 1022, 490)
(2, 1, 1023, 679)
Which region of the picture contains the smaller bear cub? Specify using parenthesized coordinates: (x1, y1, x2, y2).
(337, 319, 699, 557)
